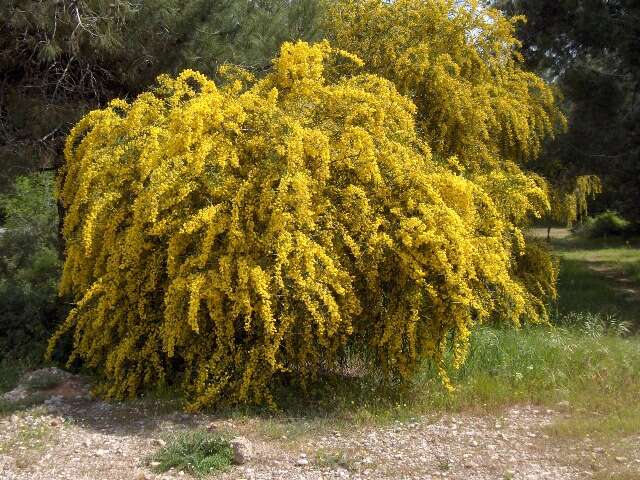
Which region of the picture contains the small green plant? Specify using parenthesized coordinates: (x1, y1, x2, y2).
(0, 421, 52, 456)
(149, 430, 233, 476)
(437, 457, 451, 471)
(0, 172, 61, 360)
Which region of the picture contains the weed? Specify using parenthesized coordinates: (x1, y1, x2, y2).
(148, 430, 233, 476)
(437, 458, 450, 471)
(0, 420, 53, 468)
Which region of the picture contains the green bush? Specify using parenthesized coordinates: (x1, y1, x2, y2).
(576, 211, 630, 238)
(0, 172, 61, 360)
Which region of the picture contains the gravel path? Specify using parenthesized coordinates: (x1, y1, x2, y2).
(1, 371, 638, 480)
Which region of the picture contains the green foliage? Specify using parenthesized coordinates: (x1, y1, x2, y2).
(577, 211, 631, 239)
(149, 430, 233, 476)
(0, 357, 38, 395)
(0, 173, 61, 359)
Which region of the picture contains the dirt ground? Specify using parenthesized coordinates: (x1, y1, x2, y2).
(1, 371, 638, 480)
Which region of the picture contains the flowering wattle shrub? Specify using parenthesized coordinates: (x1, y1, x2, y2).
(49, 38, 558, 409)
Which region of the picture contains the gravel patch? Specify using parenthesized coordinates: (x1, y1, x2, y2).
(1, 369, 638, 479)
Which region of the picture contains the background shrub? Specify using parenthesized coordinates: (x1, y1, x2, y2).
(575, 211, 631, 238)
(0, 173, 61, 360)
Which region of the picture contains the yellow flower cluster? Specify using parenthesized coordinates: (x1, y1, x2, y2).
(325, 0, 563, 324)
(50, 32, 560, 407)
(325, 0, 565, 171)
(549, 175, 602, 227)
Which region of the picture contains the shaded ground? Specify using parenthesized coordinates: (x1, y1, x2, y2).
(551, 236, 640, 328)
(528, 227, 571, 240)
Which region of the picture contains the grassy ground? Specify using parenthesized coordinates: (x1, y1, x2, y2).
(231, 325, 640, 428)
(553, 236, 640, 326)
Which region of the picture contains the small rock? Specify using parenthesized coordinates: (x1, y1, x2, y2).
(94, 449, 109, 457)
(336, 468, 349, 478)
(557, 400, 570, 408)
(615, 456, 627, 463)
(296, 458, 309, 466)
(231, 437, 253, 465)
(1, 386, 29, 403)
(150, 461, 161, 467)
(44, 395, 64, 406)
(133, 471, 148, 480)
(151, 438, 167, 447)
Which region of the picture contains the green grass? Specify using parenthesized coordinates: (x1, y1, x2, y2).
(441, 327, 639, 413)
(220, 324, 638, 435)
(553, 236, 640, 326)
(148, 430, 233, 477)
